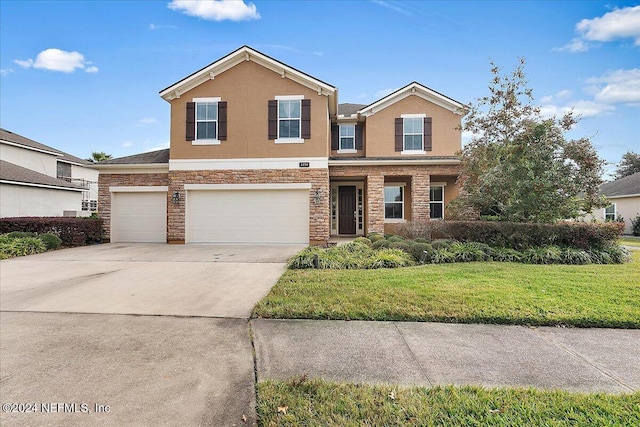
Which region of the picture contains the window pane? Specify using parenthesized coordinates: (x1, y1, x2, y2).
(289, 120, 299, 137)
(340, 137, 354, 150)
(206, 103, 217, 120)
(206, 122, 216, 139)
(196, 103, 207, 120)
(289, 100, 300, 118)
(430, 187, 443, 201)
(404, 134, 423, 150)
(340, 125, 354, 137)
(430, 203, 443, 219)
(279, 100, 289, 118)
(279, 120, 290, 137)
(385, 203, 403, 219)
(605, 205, 615, 214)
(384, 186, 403, 202)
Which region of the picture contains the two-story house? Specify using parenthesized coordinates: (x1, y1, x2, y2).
(96, 46, 464, 244)
(0, 128, 99, 218)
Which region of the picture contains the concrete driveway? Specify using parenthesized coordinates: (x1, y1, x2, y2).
(0, 243, 302, 427)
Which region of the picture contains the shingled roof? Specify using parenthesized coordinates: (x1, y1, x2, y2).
(338, 103, 367, 116)
(601, 172, 640, 198)
(98, 149, 170, 165)
(0, 160, 85, 190)
(0, 128, 92, 166)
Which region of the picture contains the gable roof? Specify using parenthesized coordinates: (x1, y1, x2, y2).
(358, 82, 465, 117)
(159, 45, 337, 115)
(97, 149, 170, 165)
(601, 172, 640, 198)
(0, 128, 92, 166)
(0, 160, 85, 191)
(338, 103, 367, 117)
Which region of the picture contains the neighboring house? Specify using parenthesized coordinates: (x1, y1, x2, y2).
(0, 128, 99, 217)
(592, 172, 640, 235)
(96, 46, 464, 244)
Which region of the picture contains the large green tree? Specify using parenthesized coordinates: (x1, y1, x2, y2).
(614, 151, 640, 180)
(450, 59, 607, 222)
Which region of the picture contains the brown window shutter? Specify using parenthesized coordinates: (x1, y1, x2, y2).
(355, 124, 364, 150)
(424, 117, 432, 151)
(331, 125, 339, 150)
(301, 99, 311, 139)
(218, 101, 227, 141)
(394, 118, 403, 151)
(268, 100, 277, 140)
(186, 102, 195, 141)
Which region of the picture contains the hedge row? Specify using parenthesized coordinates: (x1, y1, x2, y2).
(394, 221, 623, 250)
(0, 217, 103, 246)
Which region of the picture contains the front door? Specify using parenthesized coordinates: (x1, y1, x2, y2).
(338, 186, 356, 235)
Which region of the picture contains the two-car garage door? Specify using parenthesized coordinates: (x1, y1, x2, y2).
(186, 188, 309, 244)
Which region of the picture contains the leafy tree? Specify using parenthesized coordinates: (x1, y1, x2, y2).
(87, 151, 112, 162)
(450, 58, 607, 222)
(614, 151, 640, 180)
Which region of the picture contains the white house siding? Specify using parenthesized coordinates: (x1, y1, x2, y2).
(0, 143, 58, 177)
(0, 183, 83, 217)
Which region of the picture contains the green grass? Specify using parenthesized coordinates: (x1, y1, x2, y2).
(257, 378, 640, 427)
(620, 237, 640, 248)
(253, 252, 640, 328)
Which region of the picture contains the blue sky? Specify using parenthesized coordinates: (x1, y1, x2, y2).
(1, 1, 638, 178)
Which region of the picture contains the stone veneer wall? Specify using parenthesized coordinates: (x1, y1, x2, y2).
(168, 169, 330, 244)
(329, 164, 460, 235)
(98, 173, 170, 241)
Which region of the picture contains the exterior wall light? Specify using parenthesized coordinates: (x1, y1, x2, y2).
(172, 191, 181, 204)
(313, 189, 322, 204)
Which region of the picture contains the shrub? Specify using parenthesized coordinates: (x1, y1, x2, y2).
(366, 232, 385, 243)
(372, 240, 390, 249)
(492, 247, 523, 263)
(0, 217, 103, 246)
(413, 238, 430, 244)
(0, 237, 47, 258)
(601, 244, 631, 264)
(38, 233, 63, 250)
(588, 249, 612, 265)
(365, 248, 414, 269)
(287, 246, 323, 269)
(387, 235, 405, 243)
(388, 241, 411, 253)
(353, 237, 372, 246)
(522, 246, 562, 264)
(408, 242, 433, 263)
(450, 242, 490, 262)
(430, 247, 456, 264)
(7, 231, 36, 238)
(393, 221, 433, 240)
(431, 240, 454, 250)
(560, 247, 592, 265)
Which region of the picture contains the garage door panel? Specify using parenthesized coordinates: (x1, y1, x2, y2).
(111, 192, 167, 243)
(187, 190, 309, 244)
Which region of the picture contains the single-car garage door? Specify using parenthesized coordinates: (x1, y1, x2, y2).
(186, 188, 309, 244)
(111, 191, 167, 243)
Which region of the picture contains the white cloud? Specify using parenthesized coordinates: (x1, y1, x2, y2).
(142, 141, 170, 152)
(122, 141, 133, 148)
(576, 6, 640, 45)
(312, 51, 324, 57)
(14, 49, 98, 73)
(371, 0, 412, 16)
(586, 69, 640, 105)
(149, 23, 177, 30)
(0, 68, 14, 76)
(374, 87, 398, 98)
(139, 117, 157, 124)
(557, 6, 640, 52)
(168, 0, 260, 22)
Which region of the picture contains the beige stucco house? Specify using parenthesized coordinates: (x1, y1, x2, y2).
(591, 172, 640, 235)
(96, 46, 464, 244)
(0, 128, 99, 218)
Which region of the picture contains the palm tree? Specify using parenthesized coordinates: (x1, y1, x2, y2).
(87, 151, 113, 163)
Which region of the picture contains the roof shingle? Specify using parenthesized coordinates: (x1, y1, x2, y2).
(601, 172, 640, 197)
(0, 160, 85, 190)
(99, 149, 170, 165)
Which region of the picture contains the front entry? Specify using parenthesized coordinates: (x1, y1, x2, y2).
(338, 186, 356, 235)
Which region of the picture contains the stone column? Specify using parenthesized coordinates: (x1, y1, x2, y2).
(411, 173, 430, 222)
(167, 171, 186, 244)
(366, 174, 385, 235)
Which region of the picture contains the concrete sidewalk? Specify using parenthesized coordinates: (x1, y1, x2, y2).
(252, 319, 640, 393)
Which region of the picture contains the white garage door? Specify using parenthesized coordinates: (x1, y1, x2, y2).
(111, 192, 167, 243)
(187, 189, 309, 244)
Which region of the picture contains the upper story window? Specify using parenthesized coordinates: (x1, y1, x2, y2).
(279, 99, 301, 139)
(604, 204, 616, 221)
(269, 96, 309, 143)
(196, 101, 218, 141)
(186, 97, 226, 144)
(339, 125, 355, 151)
(384, 185, 404, 221)
(403, 117, 424, 151)
(430, 186, 444, 219)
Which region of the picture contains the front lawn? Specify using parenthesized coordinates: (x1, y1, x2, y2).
(257, 378, 640, 427)
(253, 252, 640, 328)
(621, 237, 640, 248)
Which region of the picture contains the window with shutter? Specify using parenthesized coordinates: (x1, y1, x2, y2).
(273, 95, 305, 143)
(189, 97, 223, 145)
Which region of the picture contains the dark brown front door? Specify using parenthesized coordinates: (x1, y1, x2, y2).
(338, 186, 356, 235)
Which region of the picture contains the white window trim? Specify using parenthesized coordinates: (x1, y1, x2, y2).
(338, 124, 356, 152)
(430, 185, 445, 220)
(193, 97, 221, 145)
(401, 114, 426, 153)
(337, 149, 358, 153)
(275, 95, 304, 143)
(384, 184, 405, 223)
(604, 203, 616, 221)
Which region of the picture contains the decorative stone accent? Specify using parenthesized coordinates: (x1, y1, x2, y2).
(411, 173, 430, 221)
(366, 174, 385, 234)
